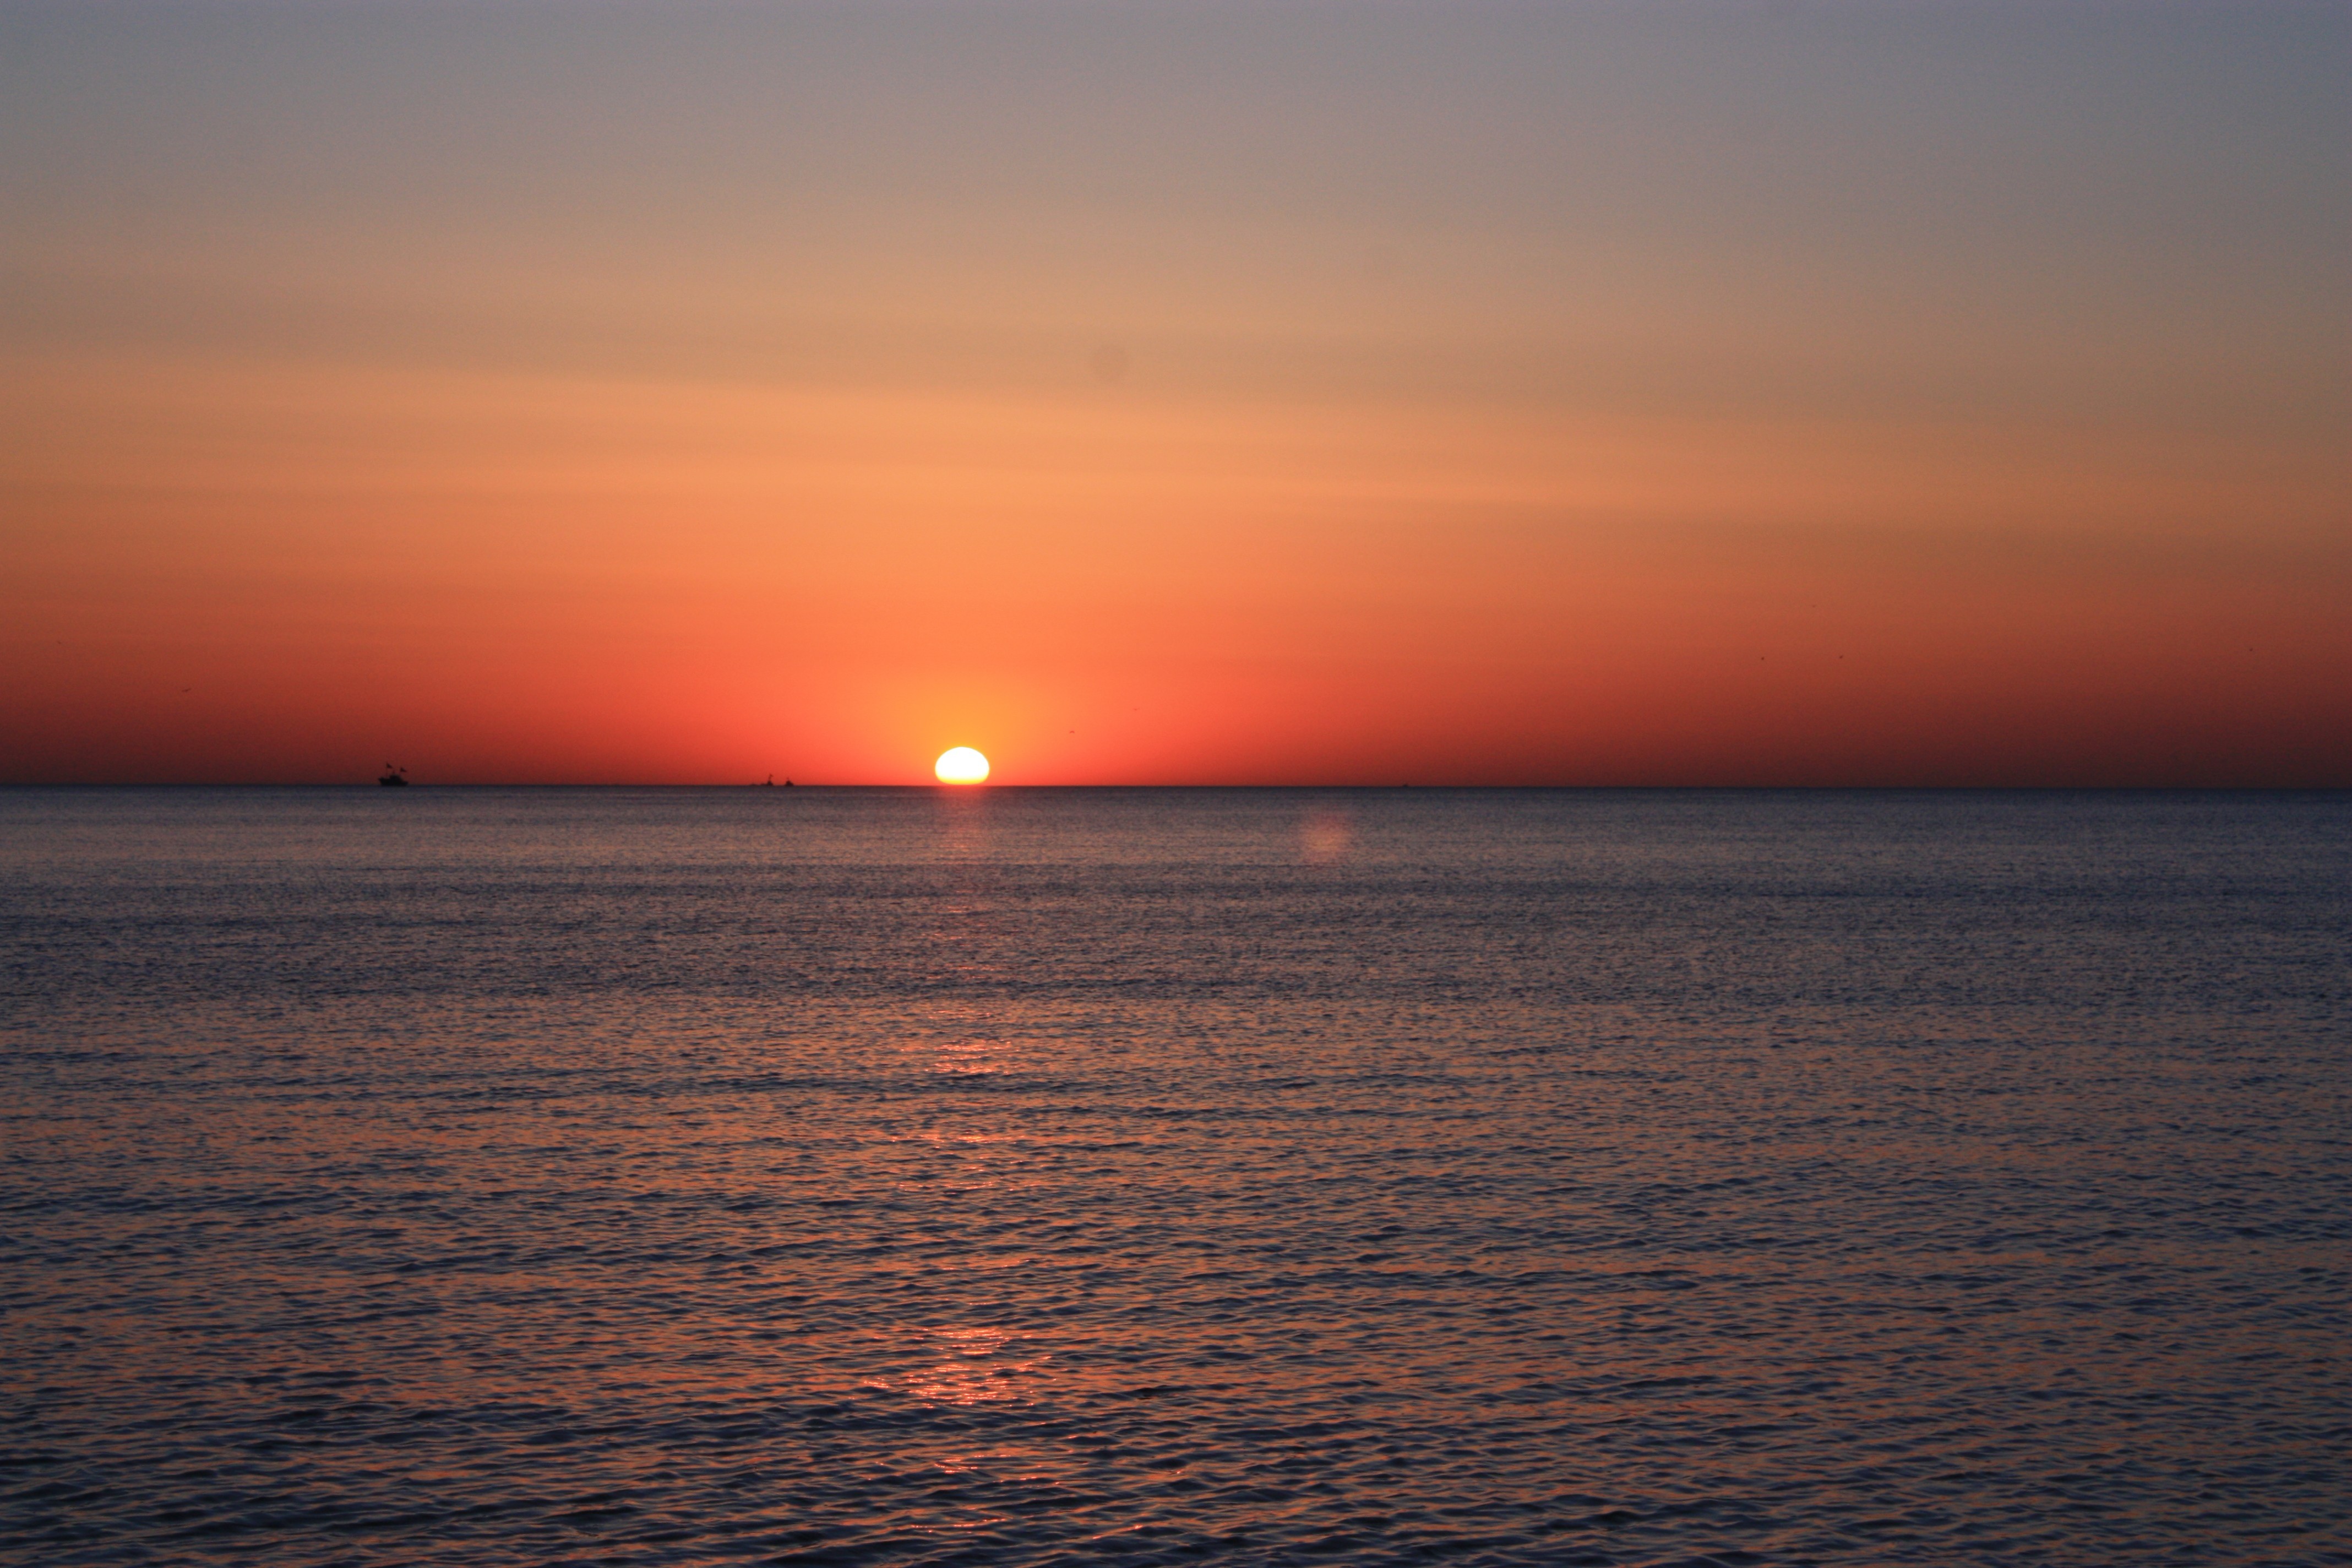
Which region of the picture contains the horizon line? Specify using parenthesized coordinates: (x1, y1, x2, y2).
(5, 781, 2346, 793)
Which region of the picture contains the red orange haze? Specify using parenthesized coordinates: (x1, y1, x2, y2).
(4, 4, 2345, 786)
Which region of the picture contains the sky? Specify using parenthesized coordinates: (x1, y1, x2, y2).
(3, 0, 2345, 785)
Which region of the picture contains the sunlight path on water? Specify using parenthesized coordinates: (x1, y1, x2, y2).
(2, 788, 2346, 1564)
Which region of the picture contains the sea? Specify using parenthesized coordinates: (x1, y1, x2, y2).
(2, 787, 2346, 1567)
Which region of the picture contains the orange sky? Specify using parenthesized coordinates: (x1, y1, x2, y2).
(3, 2, 2345, 784)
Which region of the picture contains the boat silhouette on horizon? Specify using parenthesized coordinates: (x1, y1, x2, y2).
(378, 764, 408, 787)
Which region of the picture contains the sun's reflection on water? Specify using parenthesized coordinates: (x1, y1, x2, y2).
(890, 1326, 1049, 1407)
(903, 998, 1026, 1077)
(1301, 805, 1354, 864)
(928, 1035, 1019, 1075)
(862, 810, 1103, 1502)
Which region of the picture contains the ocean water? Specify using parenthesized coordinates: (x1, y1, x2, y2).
(2, 787, 2346, 1567)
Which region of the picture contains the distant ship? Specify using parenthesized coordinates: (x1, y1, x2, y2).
(378, 764, 408, 787)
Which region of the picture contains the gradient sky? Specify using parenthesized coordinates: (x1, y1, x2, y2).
(4, 1, 2345, 785)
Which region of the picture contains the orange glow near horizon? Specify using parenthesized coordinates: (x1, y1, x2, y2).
(2, 5, 2345, 785)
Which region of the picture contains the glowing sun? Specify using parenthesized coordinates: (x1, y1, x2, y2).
(934, 747, 991, 784)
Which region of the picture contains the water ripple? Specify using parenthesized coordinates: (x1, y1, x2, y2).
(3, 788, 2347, 1565)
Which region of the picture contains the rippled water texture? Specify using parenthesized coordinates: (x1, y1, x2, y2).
(3, 788, 2348, 1566)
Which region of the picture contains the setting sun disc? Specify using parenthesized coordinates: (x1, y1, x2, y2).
(934, 747, 990, 783)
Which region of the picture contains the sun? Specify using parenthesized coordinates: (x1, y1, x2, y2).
(934, 747, 990, 784)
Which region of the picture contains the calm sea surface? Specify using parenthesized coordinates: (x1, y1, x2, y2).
(3, 787, 2346, 1566)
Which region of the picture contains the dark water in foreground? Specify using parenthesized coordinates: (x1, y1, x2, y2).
(2, 788, 2347, 1567)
